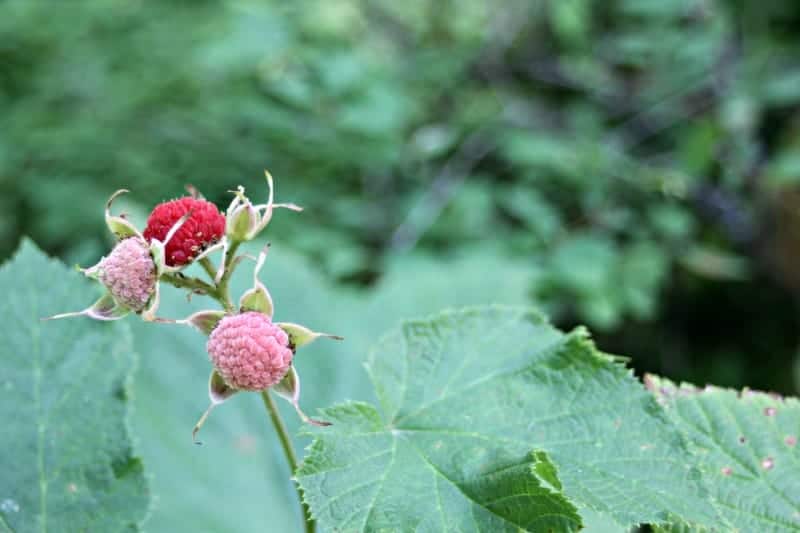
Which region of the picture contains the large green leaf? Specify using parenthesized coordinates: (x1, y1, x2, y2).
(299, 402, 581, 532)
(648, 376, 800, 532)
(0, 240, 148, 532)
(129, 245, 536, 532)
(296, 306, 717, 531)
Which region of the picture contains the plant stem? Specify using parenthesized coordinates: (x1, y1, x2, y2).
(198, 256, 217, 281)
(217, 240, 241, 312)
(161, 272, 220, 299)
(260, 390, 315, 533)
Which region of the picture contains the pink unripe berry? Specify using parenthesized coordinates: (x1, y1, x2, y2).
(207, 312, 294, 390)
(94, 237, 157, 311)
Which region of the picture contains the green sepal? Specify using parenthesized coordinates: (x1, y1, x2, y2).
(272, 366, 330, 427)
(238, 243, 274, 316)
(276, 322, 343, 350)
(225, 189, 259, 242)
(42, 292, 130, 322)
(104, 189, 143, 241)
(192, 370, 238, 444)
(223, 171, 302, 244)
(150, 209, 195, 274)
(239, 285, 273, 316)
(252, 170, 303, 236)
(183, 310, 226, 335)
(140, 280, 160, 322)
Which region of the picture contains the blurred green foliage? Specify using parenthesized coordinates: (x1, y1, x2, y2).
(2, 0, 799, 392)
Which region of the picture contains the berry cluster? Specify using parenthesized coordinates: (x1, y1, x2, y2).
(47, 172, 340, 439)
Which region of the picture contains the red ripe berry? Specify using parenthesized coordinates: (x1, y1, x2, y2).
(143, 197, 226, 266)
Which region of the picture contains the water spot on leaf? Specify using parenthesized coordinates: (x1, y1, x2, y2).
(761, 457, 774, 470)
(0, 499, 19, 513)
(67, 483, 78, 494)
(640, 443, 654, 451)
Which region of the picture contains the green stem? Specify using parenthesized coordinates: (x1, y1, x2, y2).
(261, 391, 316, 533)
(161, 272, 220, 299)
(217, 240, 241, 312)
(198, 256, 217, 281)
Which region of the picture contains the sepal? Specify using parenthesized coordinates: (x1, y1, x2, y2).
(213, 238, 230, 283)
(192, 370, 238, 444)
(238, 244, 273, 316)
(79, 260, 102, 281)
(152, 309, 226, 335)
(252, 170, 303, 236)
(182, 310, 227, 335)
(140, 282, 161, 322)
(150, 209, 195, 274)
(277, 322, 343, 350)
(225, 187, 260, 241)
(105, 190, 143, 240)
(223, 170, 302, 243)
(42, 292, 130, 322)
(185, 184, 204, 199)
(273, 366, 330, 427)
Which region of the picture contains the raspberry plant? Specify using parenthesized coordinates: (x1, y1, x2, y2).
(44, 172, 340, 533)
(1, 175, 798, 532)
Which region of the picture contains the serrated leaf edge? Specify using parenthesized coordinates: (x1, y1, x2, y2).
(300, 306, 717, 532)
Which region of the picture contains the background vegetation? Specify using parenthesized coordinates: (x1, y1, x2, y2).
(2, 0, 799, 396)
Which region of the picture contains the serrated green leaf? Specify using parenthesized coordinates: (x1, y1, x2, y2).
(648, 376, 800, 532)
(298, 401, 581, 532)
(297, 306, 717, 531)
(0, 240, 148, 532)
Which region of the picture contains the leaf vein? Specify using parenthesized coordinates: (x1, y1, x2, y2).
(360, 438, 398, 530)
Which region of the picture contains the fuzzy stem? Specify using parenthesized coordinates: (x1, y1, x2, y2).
(261, 390, 316, 533)
(217, 240, 241, 312)
(198, 256, 217, 282)
(161, 272, 220, 299)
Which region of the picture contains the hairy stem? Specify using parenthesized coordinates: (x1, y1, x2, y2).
(198, 256, 217, 282)
(161, 272, 220, 299)
(217, 240, 241, 312)
(261, 390, 316, 533)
